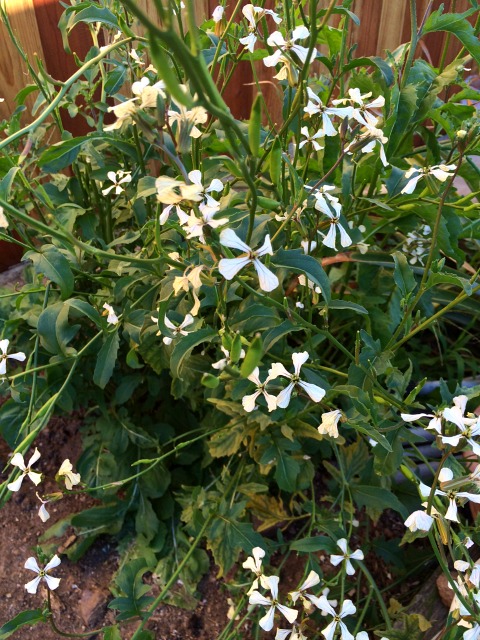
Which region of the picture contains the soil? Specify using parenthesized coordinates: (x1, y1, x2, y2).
(0, 413, 230, 640)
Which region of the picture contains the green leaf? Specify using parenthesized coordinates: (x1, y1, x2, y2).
(94, 331, 120, 389)
(393, 251, 417, 299)
(273, 249, 331, 303)
(318, 300, 369, 315)
(343, 56, 394, 87)
(209, 423, 246, 458)
(69, 5, 120, 31)
(24, 245, 74, 299)
(0, 610, 47, 639)
(109, 559, 154, 621)
(262, 320, 304, 352)
(38, 136, 90, 172)
(37, 301, 79, 355)
(290, 536, 338, 554)
(103, 626, 122, 640)
(136, 176, 157, 199)
(351, 485, 408, 519)
(72, 503, 127, 535)
(423, 7, 480, 65)
(0, 167, 19, 200)
(207, 509, 265, 576)
(386, 85, 417, 157)
(170, 328, 216, 379)
(67, 299, 102, 326)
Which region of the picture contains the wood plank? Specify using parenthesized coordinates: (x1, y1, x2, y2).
(0, 0, 44, 122)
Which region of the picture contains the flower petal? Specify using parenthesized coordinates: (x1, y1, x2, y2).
(253, 259, 279, 292)
(24, 557, 41, 573)
(276, 382, 295, 409)
(219, 229, 251, 253)
(45, 555, 62, 572)
(298, 381, 325, 403)
(24, 576, 42, 594)
(44, 575, 61, 591)
(218, 257, 251, 280)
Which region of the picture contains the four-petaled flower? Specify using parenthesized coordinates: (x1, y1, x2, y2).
(316, 199, 352, 250)
(239, 4, 282, 52)
(332, 88, 385, 127)
(419, 468, 480, 522)
(242, 367, 278, 412)
(249, 575, 298, 632)
(304, 89, 353, 136)
(316, 597, 356, 640)
(7, 448, 42, 492)
(289, 570, 321, 611)
(101, 170, 132, 196)
(218, 229, 279, 292)
(269, 352, 325, 408)
(264, 27, 316, 68)
(153, 314, 194, 345)
(187, 170, 224, 210)
(330, 538, 364, 576)
(24, 555, 61, 594)
(401, 164, 456, 194)
(299, 126, 324, 151)
(0, 339, 26, 375)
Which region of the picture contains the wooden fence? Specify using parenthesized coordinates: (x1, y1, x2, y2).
(0, 0, 473, 125)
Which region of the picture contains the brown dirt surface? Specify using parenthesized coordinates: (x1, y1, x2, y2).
(0, 411, 229, 640)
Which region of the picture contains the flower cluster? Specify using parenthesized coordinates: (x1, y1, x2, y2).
(244, 541, 364, 638)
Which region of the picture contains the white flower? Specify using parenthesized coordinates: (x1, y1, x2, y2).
(404, 509, 434, 532)
(401, 409, 443, 433)
(155, 314, 195, 346)
(299, 126, 324, 151)
(318, 410, 342, 438)
(7, 448, 42, 492)
(289, 570, 321, 610)
(173, 265, 204, 316)
(168, 92, 208, 139)
(316, 597, 356, 640)
(401, 164, 456, 194)
(346, 124, 389, 167)
(129, 48, 144, 65)
(332, 88, 385, 127)
(300, 238, 317, 254)
(155, 176, 203, 205)
(239, 5, 282, 52)
(131, 76, 166, 108)
(212, 5, 224, 22)
(464, 625, 480, 640)
(249, 575, 298, 632)
(102, 303, 119, 325)
(269, 352, 325, 408)
(187, 170, 224, 210)
(101, 170, 132, 196)
(264, 26, 316, 68)
(242, 367, 277, 412)
(58, 459, 81, 490)
(0, 339, 26, 375)
(24, 555, 61, 594)
(304, 89, 353, 136)
(420, 468, 480, 522)
(276, 626, 307, 640)
(330, 538, 364, 576)
(441, 395, 480, 455)
(178, 204, 228, 243)
(218, 229, 279, 292)
(0, 206, 8, 228)
(104, 98, 138, 131)
(243, 546, 271, 594)
(37, 494, 50, 523)
(317, 200, 352, 250)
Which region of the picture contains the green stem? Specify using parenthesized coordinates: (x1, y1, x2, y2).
(358, 561, 392, 630)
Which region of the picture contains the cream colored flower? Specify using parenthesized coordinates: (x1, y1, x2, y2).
(0, 206, 8, 228)
(318, 410, 342, 438)
(58, 459, 81, 490)
(155, 176, 203, 205)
